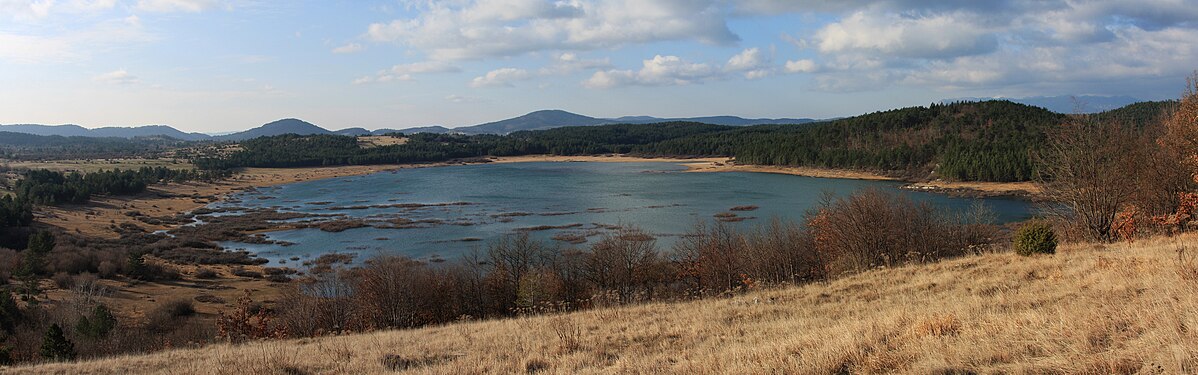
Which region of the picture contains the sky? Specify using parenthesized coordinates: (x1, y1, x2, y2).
(1, 0, 1196, 133)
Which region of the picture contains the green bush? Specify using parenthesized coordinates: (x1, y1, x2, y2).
(1013, 220, 1057, 256)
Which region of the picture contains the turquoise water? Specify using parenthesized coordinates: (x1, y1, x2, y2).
(214, 162, 1035, 265)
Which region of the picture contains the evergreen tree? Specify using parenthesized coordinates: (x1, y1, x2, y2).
(39, 323, 75, 361)
(76, 305, 117, 340)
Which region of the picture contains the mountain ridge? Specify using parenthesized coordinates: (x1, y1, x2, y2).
(0, 98, 1160, 140)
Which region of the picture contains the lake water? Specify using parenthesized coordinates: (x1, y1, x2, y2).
(213, 162, 1035, 265)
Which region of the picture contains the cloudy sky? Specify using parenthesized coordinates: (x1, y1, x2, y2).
(1, 0, 1196, 132)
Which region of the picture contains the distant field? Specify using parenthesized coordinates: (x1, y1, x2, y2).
(1, 158, 194, 173)
(357, 135, 409, 148)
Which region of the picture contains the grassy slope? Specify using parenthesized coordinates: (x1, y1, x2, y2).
(12, 233, 1198, 374)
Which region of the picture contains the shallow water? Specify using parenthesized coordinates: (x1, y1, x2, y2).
(213, 162, 1035, 265)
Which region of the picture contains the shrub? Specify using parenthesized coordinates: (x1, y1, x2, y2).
(51, 272, 73, 289)
(1013, 220, 1058, 256)
(145, 299, 195, 333)
(194, 268, 218, 279)
(76, 304, 117, 339)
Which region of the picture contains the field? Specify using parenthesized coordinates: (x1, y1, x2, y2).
(357, 136, 409, 148)
(13, 233, 1196, 374)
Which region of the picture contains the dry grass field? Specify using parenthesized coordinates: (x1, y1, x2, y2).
(11, 233, 1197, 374)
(357, 136, 409, 148)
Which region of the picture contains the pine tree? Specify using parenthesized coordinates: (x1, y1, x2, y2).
(39, 323, 75, 361)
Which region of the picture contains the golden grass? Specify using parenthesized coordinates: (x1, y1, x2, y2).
(357, 136, 409, 148)
(12, 233, 1198, 374)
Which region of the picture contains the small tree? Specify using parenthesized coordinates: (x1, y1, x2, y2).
(0, 290, 19, 333)
(76, 304, 117, 340)
(39, 323, 76, 361)
(1013, 220, 1058, 256)
(125, 251, 148, 279)
(1162, 71, 1198, 179)
(1037, 117, 1143, 242)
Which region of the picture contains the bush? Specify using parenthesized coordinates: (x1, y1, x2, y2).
(194, 268, 218, 279)
(144, 299, 195, 333)
(51, 272, 73, 289)
(1013, 220, 1058, 256)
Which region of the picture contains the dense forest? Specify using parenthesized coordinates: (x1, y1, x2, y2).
(0, 132, 184, 160)
(196, 100, 1177, 182)
(13, 167, 229, 206)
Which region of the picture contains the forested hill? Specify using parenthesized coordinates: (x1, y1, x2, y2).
(643, 100, 1065, 181)
(193, 100, 1175, 182)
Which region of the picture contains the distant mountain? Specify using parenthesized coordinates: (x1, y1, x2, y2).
(448, 110, 815, 134)
(396, 126, 452, 134)
(0, 111, 817, 140)
(90, 125, 212, 141)
(613, 115, 816, 126)
(454, 110, 611, 134)
(944, 95, 1143, 114)
(216, 118, 331, 141)
(0, 124, 211, 141)
(333, 128, 371, 136)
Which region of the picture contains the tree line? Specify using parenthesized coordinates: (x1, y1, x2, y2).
(194, 100, 1177, 183)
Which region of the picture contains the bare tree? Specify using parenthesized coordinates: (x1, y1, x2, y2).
(1037, 116, 1143, 242)
(584, 227, 659, 302)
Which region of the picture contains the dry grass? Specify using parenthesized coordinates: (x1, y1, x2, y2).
(357, 136, 409, 148)
(12, 233, 1198, 374)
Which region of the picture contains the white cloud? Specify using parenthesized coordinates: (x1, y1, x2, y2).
(815, 11, 998, 59)
(366, 0, 738, 60)
(445, 94, 483, 103)
(134, 0, 221, 13)
(724, 48, 772, 79)
(784, 59, 818, 73)
(539, 52, 611, 75)
(354, 61, 461, 84)
(585, 55, 719, 88)
(332, 43, 364, 54)
(471, 68, 531, 88)
(93, 69, 140, 85)
(0, 15, 154, 64)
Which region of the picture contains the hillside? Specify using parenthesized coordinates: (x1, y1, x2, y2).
(13, 233, 1196, 374)
(216, 118, 331, 141)
(944, 95, 1143, 114)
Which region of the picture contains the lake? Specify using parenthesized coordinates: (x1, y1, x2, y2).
(212, 162, 1035, 265)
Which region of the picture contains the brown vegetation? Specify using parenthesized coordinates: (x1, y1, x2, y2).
(13, 233, 1198, 374)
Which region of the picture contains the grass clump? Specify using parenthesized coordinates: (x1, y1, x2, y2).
(1013, 220, 1057, 256)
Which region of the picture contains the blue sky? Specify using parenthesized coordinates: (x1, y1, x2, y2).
(1, 0, 1196, 132)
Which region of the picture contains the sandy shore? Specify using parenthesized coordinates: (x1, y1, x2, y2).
(490, 154, 729, 164)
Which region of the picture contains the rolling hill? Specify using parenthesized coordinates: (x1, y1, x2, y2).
(445, 110, 817, 134)
(0, 124, 211, 141)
